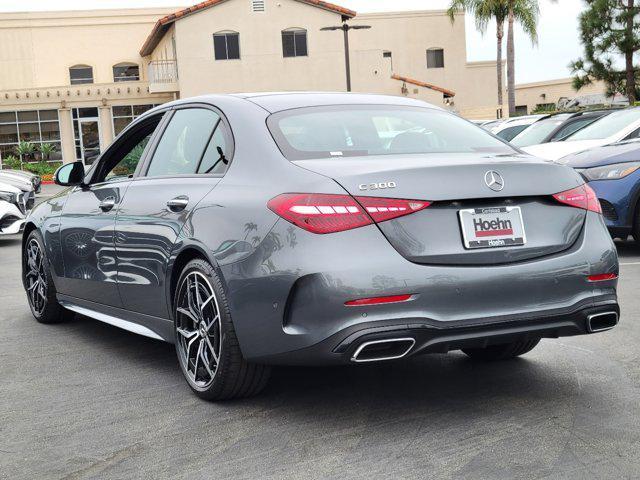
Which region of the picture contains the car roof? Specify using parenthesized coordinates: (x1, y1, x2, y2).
(160, 92, 441, 114)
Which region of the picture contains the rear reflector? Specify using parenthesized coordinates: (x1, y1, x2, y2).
(268, 193, 430, 234)
(552, 184, 602, 214)
(587, 273, 618, 282)
(345, 294, 413, 306)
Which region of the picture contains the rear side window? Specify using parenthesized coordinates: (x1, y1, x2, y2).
(267, 105, 514, 160)
(551, 117, 599, 141)
(495, 124, 528, 142)
(197, 122, 233, 175)
(146, 108, 220, 177)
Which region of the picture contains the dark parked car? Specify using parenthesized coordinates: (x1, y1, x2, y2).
(562, 139, 640, 240)
(22, 93, 620, 400)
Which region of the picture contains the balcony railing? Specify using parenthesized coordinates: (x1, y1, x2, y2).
(148, 60, 179, 93)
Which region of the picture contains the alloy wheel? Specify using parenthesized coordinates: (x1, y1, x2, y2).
(175, 271, 222, 389)
(25, 238, 47, 316)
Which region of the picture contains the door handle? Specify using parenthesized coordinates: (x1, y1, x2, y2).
(167, 195, 189, 212)
(99, 196, 116, 212)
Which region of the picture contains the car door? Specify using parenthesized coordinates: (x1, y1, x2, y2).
(56, 112, 166, 306)
(114, 104, 233, 319)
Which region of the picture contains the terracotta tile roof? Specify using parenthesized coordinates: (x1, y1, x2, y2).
(140, 0, 356, 56)
(391, 74, 455, 97)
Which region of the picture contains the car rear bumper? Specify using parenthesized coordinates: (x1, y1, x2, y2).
(253, 297, 619, 365)
(223, 210, 618, 363)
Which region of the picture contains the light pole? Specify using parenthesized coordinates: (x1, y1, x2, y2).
(321, 23, 371, 92)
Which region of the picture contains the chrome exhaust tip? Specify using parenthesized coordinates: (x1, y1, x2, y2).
(586, 311, 619, 333)
(351, 337, 416, 363)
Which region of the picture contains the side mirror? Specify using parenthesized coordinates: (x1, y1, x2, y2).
(54, 161, 85, 187)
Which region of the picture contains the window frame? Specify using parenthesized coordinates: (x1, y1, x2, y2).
(137, 103, 236, 179)
(112, 62, 141, 82)
(0, 109, 62, 163)
(213, 31, 241, 61)
(282, 28, 308, 58)
(426, 48, 444, 69)
(86, 110, 170, 187)
(69, 64, 94, 85)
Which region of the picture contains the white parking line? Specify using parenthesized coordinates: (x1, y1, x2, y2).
(620, 261, 640, 266)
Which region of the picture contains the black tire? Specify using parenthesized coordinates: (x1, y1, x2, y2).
(633, 202, 640, 243)
(173, 258, 270, 401)
(462, 338, 540, 361)
(23, 229, 74, 324)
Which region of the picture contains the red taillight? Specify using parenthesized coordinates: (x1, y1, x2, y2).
(552, 185, 602, 214)
(268, 193, 430, 234)
(345, 294, 413, 306)
(587, 273, 618, 282)
(355, 196, 431, 223)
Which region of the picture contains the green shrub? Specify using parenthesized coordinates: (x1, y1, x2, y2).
(38, 143, 57, 161)
(2, 155, 22, 170)
(15, 141, 36, 160)
(23, 161, 62, 176)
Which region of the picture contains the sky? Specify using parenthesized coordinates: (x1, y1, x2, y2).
(0, 0, 585, 83)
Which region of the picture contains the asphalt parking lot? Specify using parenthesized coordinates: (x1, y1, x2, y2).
(1, 185, 639, 479)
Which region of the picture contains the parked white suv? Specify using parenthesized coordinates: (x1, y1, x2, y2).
(524, 108, 640, 160)
(0, 181, 27, 235)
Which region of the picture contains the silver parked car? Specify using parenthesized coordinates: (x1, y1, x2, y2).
(23, 93, 619, 400)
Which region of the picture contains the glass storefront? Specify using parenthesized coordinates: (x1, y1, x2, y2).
(0, 109, 62, 163)
(112, 104, 159, 136)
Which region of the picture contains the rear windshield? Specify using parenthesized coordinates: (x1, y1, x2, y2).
(267, 105, 515, 160)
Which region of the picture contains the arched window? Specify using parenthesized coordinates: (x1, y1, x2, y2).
(213, 31, 240, 60)
(426, 48, 444, 69)
(113, 63, 140, 82)
(69, 65, 93, 85)
(282, 28, 307, 58)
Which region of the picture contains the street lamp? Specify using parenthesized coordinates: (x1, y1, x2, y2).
(321, 23, 371, 92)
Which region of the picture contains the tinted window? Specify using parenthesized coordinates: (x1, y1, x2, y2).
(282, 29, 307, 57)
(510, 114, 572, 147)
(69, 65, 93, 85)
(113, 64, 140, 82)
(495, 124, 528, 142)
(106, 135, 151, 182)
(268, 106, 514, 160)
(213, 33, 240, 60)
(551, 116, 600, 141)
(146, 108, 220, 177)
(426, 48, 444, 68)
(568, 108, 640, 141)
(198, 122, 232, 175)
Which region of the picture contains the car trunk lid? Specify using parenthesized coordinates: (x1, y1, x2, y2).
(293, 153, 587, 265)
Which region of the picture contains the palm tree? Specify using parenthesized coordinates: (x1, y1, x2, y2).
(448, 0, 541, 117)
(448, 0, 508, 111)
(505, 0, 540, 116)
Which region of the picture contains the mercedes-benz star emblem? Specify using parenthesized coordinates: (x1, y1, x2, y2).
(484, 171, 504, 192)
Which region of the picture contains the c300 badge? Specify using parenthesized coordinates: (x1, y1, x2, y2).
(358, 181, 397, 191)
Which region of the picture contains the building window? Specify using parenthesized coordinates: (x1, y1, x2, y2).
(112, 104, 160, 136)
(282, 28, 308, 58)
(113, 63, 140, 82)
(69, 65, 93, 84)
(426, 48, 444, 69)
(515, 105, 529, 116)
(0, 110, 62, 163)
(213, 32, 240, 60)
(251, 0, 265, 12)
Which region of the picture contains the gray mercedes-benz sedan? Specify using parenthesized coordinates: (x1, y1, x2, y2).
(22, 93, 620, 400)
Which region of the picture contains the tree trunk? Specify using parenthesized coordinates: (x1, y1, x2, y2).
(507, 2, 516, 116)
(625, 0, 636, 104)
(496, 19, 504, 116)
